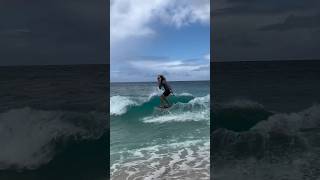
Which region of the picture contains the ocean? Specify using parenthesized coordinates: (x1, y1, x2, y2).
(0, 64, 108, 180)
(2, 61, 319, 180)
(110, 81, 210, 179)
(212, 60, 320, 180)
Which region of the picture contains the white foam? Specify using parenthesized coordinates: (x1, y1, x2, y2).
(110, 96, 138, 115)
(252, 104, 320, 135)
(178, 92, 194, 97)
(143, 111, 209, 123)
(144, 167, 166, 180)
(111, 139, 210, 180)
(189, 94, 210, 106)
(147, 89, 162, 100)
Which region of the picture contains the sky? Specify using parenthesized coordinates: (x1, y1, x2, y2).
(0, 0, 107, 66)
(110, 0, 210, 82)
(2, 0, 316, 68)
(213, 0, 320, 61)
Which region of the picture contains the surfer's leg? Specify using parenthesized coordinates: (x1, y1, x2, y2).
(162, 90, 171, 107)
(163, 97, 170, 107)
(160, 96, 165, 107)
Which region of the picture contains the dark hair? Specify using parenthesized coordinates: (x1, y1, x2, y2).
(158, 75, 166, 81)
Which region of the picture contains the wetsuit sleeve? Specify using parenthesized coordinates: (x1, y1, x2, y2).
(162, 80, 171, 92)
(165, 81, 173, 92)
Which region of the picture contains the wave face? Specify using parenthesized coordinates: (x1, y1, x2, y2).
(142, 95, 209, 123)
(213, 99, 273, 132)
(110, 93, 209, 125)
(110, 81, 210, 180)
(0, 107, 106, 170)
(110, 93, 195, 116)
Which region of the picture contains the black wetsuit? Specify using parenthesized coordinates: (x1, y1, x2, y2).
(159, 80, 171, 97)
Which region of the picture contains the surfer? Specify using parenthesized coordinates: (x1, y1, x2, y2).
(157, 75, 173, 108)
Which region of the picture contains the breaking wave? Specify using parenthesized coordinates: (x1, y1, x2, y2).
(110, 93, 210, 124)
(213, 101, 320, 158)
(213, 100, 320, 179)
(110, 93, 196, 116)
(0, 107, 106, 170)
(143, 95, 210, 123)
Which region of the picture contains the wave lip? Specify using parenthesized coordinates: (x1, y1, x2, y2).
(110, 95, 138, 116)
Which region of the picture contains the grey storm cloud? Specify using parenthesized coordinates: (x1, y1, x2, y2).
(213, 0, 320, 61)
(0, 0, 107, 66)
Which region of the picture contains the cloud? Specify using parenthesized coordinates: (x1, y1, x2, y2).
(130, 59, 207, 72)
(204, 53, 210, 61)
(111, 56, 209, 82)
(111, 0, 210, 44)
(111, 0, 210, 81)
(259, 13, 320, 31)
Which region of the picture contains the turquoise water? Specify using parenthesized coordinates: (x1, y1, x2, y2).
(110, 81, 210, 179)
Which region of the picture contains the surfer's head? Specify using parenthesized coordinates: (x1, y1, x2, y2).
(158, 75, 166, 81)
